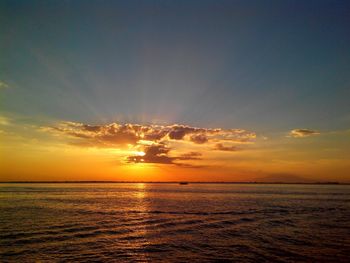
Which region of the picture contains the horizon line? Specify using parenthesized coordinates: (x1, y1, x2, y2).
(0, 181, 346, 185)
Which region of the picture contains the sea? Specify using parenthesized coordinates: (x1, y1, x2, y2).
(0, 183, 349, 262)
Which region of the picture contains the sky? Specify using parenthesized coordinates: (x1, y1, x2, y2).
(1, 0, 350, 182)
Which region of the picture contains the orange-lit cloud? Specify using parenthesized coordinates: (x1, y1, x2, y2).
(44, 121, 256, 146)
(289, 129, 320, 138)
(43, 121, 256, 166)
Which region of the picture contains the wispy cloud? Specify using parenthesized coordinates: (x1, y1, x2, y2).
(0, 116, 10, 126)
(0, 81, 9, 89)
(289, 129, 320, 138)
(214, 143, 240, 152)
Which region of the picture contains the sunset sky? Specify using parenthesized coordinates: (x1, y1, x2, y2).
(1, 0, 350, 182)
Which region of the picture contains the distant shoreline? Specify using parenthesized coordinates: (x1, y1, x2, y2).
(0, 181, 347, 185)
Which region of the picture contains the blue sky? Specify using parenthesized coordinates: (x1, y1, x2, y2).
(1, 0, 350, 133)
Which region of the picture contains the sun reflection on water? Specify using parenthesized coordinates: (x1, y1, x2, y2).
(136, 183, 146, 199)
(126, 183, 151, 261)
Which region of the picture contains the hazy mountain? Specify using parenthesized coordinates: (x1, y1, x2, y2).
(255, 174, 314, 183)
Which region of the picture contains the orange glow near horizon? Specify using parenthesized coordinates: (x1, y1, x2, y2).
(0, 116, 350, 183)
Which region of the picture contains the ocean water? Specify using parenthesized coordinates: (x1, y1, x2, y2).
(0, 183, 349, 262)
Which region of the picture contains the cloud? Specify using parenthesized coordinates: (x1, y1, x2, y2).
(189, 134, 208, 144)
(45, 122, 139, 146)
(289, 129, 320, 138)
(214, 143, 240, 152)
(168, 125, 194, 140)
(178, 152, 202, 159)
(0, 81, 9, 89)
(0, 116, 10, 126)
(43, 121, 256, 167)
(44, 121, 256, 147)
(127, 143, 173, 164)
(126, 144, 202, 166)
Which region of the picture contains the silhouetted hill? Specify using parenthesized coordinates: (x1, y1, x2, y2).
(255, 174, 314, 183)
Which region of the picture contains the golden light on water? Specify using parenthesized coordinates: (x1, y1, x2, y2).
(136, 183, 146, 199)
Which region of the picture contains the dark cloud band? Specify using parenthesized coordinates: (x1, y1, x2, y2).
(289, 129, 320, 138)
